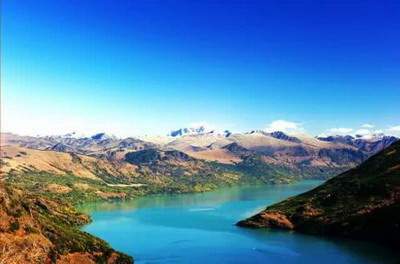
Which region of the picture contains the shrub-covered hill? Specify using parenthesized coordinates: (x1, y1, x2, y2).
(0, 182, 133, 264)
(237, 140, 400, 249)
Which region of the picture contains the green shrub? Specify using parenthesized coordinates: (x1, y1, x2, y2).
(9, 221, 20, 232)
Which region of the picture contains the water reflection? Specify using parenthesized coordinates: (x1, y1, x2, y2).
(79, 180, 322, 214)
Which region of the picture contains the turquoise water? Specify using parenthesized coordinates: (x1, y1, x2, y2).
(81, 181, 398, 263)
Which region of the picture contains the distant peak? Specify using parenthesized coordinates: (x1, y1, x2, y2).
(169, 125, 229, 137)
(90, 132, 116, 141)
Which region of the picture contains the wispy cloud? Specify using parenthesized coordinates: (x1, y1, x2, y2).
(354, 128, 372, 136)
(323, 123, 400, 138)
(386, 125, 400, 136)
(361, 123, 374, 128)
(388, 125, 400, 132)
(264, 120, 303, 133)
(325, 127, 353, 135)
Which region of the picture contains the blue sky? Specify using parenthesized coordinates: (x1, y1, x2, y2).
(2, 0, 400, 137)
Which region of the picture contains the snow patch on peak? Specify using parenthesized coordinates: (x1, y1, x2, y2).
(169, 126, 208, 137)
(169, 123, 230, 137)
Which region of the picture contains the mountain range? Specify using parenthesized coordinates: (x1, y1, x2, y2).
(2, 129, 397, 181)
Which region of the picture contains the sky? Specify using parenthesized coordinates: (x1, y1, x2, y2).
(1, 0, 400, 137)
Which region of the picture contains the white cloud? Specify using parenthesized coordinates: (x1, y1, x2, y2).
(324, 124, 395, 138)
(354, 128, 371, 136)
(388, 125, 400, 132)
(386, 125, 400, 136)
(361, 123, 374, 128)
(325, 127, 353, 135)
(264, 120, 303, 133)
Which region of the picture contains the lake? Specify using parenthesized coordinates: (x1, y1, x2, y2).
(80, 181, 398, 263)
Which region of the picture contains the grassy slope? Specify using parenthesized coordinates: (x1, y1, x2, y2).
(238, 140, 400, 249)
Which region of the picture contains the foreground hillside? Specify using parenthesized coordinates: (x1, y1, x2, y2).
(238, 140, 400, 248)
(0, 182, 132, 264)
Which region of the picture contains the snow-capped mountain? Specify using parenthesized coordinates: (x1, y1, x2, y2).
(0, 132, 154, 157)
(169, 126, 210, 137)
(317, 134, 398, 154)
(1, 129, 397, 177)
(168, 125, 230, 137)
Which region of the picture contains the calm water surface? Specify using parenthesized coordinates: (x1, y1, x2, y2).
(80, 181, 398, 263)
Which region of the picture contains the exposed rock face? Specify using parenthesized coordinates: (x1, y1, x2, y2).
(269, 131, 301, 143)
(238, 140, 400, 249)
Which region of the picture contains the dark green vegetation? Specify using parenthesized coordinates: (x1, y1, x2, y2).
(0, 182, 132, 263)
(238, 140, 400, 249)
(5, 172, 148, 205)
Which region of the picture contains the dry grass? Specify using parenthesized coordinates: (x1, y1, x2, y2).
(46, 184, 72, 194)
(187, 149, 241, 164)
(0, 146, 137, 180)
